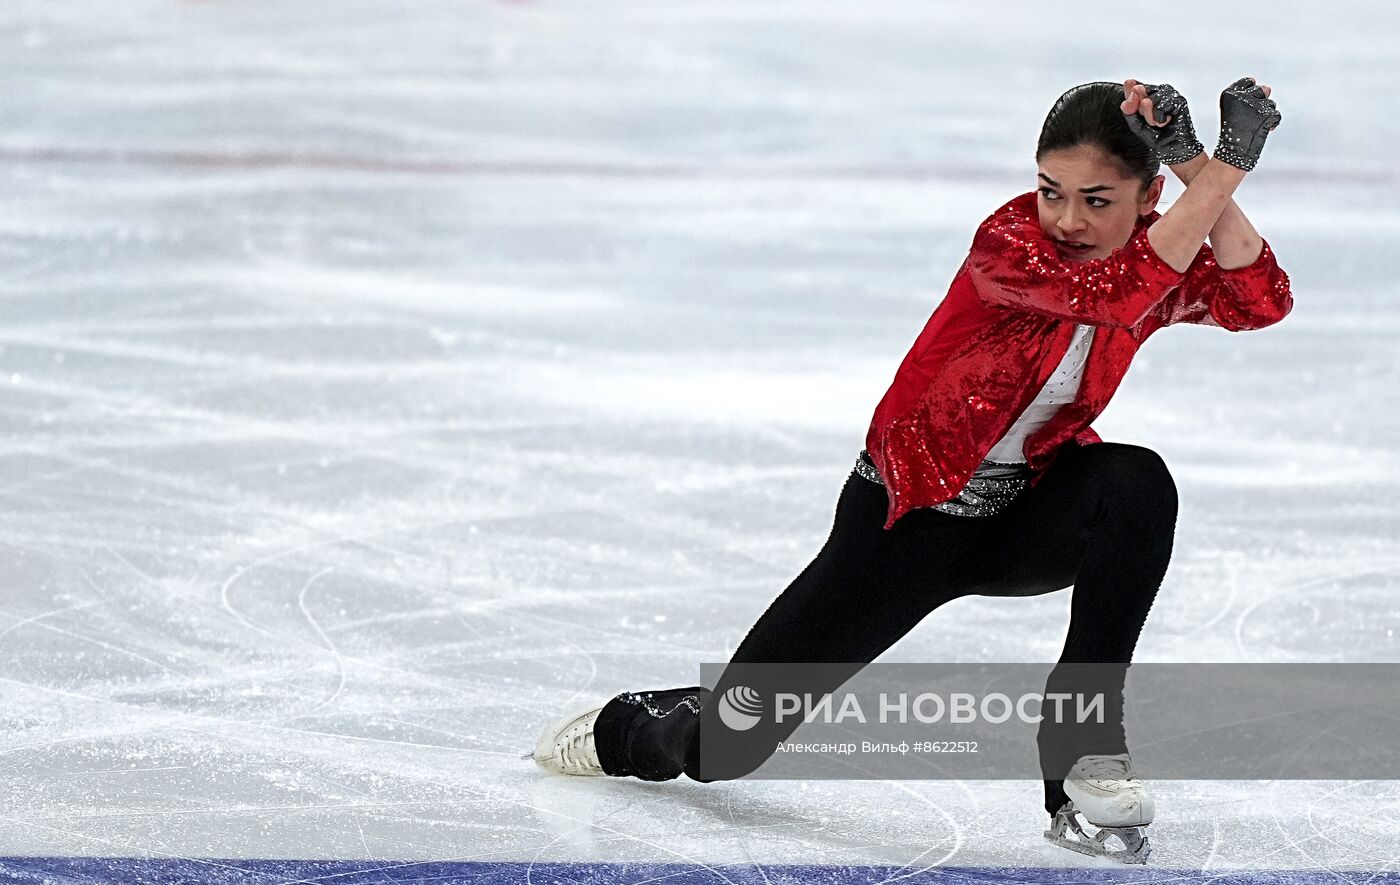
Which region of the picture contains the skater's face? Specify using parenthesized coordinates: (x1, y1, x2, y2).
(1035, 145, 1163, 263)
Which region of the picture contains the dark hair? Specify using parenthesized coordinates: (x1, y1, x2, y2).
(1036, 81, 1160, 189)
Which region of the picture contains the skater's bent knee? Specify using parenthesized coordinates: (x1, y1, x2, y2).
(1086, 444, 1177, 516)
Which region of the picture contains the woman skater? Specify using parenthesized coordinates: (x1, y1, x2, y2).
(530, 77, 1289, 864)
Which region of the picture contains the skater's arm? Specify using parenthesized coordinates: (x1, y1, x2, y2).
(1127, 79, 1292, 330)
(1149, 240, 1293, 331)
(1120, 78, 1264, 270)
(969, 77, 1283, 329)
(966, 199, 1184, 329)
(1164, 153, 1263, 269)
(1151, 156, 1293, 330)
(1143, 159, 1245, 273)
(967, 169, 1249, 330)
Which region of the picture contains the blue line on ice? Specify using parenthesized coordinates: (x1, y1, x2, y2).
(1, 859, 1397, 885)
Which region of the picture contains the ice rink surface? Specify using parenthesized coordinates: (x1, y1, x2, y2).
(0, 0, 1397, 881)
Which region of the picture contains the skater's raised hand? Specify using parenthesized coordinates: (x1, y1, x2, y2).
(1213, 77, 1282, 171)
(1121, 79, 1204, 165)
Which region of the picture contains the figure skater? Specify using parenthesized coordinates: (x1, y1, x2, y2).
(530, 77, 1288, 864)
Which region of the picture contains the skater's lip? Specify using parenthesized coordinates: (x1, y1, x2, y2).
(1054, 239, 1095, 258)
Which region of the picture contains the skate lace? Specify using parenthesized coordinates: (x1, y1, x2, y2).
(560, 720, 602, 774)
(1079, 752, 1135, 782)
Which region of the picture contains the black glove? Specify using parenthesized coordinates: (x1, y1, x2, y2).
(1213, 77, 1282, 172)
(1123, 82, 1204, 165)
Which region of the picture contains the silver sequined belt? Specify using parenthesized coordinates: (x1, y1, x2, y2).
(854, 450, 1032, 518)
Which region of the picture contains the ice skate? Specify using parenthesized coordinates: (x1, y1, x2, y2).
(1044, 753, 1153, 864)
(528, 703, 606, 777)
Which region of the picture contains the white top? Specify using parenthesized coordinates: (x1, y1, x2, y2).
(982, 323, 1097, 464)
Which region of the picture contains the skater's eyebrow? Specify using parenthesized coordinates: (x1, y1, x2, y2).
(1038, 173, 1115, 194)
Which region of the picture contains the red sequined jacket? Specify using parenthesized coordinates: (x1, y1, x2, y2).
(865, 191, 1293, 529)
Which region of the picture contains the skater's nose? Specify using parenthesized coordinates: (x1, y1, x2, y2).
(1058, 205, 1087, 237)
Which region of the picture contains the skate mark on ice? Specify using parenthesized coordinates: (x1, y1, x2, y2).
(865, 782, 964, 881)
(3, 609, 176, 677)
(1172, 551, 1242, 647)
(1243, 780, 1347, 874)
(0, 600, 101, 649)
(1199, 816, 1225, 872)
(1233, 564, 1400, 661)
(215, 517, 463, 644)
(519, 792, 745, 885)
(514, 602, 713, 654)
(0, 668, 510, 765)
(289, 567, 347, 721)
(1304, 780, 1395, 872)
(373, 716, 521, 758)
(0, 813, 262, 882)
(0, 601, 119, 686)
(723, 783, 776, 885)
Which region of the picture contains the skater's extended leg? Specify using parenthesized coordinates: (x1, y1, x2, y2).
(587, 443, 1174, 794)
(596, 467, 981, 782)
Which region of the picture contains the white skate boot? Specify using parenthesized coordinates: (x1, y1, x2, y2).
(1045, 753, 1153, 864)
(529, 704, 606, 777)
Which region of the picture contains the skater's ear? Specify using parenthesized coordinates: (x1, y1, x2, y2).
(1138, 175, 1165, 216)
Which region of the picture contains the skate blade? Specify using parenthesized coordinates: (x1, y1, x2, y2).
(1044, 805, 1151, 865)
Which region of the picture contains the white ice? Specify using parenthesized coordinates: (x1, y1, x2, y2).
(0, 0, 1397, 874)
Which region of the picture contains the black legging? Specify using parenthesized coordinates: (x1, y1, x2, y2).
(594, 441, 1178, 816)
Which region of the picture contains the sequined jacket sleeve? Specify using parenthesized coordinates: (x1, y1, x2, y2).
(1147, 239, 1293, 331)
(965, 193, 1184, 328)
